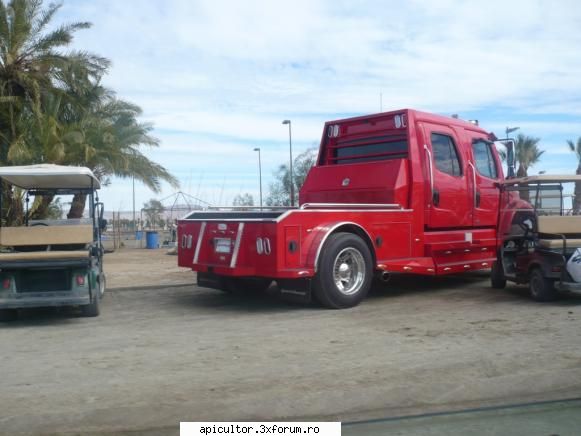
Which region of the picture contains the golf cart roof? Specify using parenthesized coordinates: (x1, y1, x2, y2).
(0, 164, 100, 189)
(501, 175, 581, 185)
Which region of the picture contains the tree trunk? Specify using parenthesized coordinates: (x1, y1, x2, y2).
(2, 185, 24, 226)
(517, 165, 530, 202)
(574, 165, 581, 215)
(67, 193, 87, 219)
(29, 195, 55, 220)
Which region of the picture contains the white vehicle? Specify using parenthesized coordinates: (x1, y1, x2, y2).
(0, 165, 106, 320)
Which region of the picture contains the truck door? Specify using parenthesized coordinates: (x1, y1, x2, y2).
(470, 138, 501, 227)
(420, 123, 473, 229)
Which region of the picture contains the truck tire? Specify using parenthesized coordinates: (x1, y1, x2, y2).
(0, 309, 18, 322)
(530, 268, 558, 302)
(491, 260, 506, 289)
(313, 232, 373, 309)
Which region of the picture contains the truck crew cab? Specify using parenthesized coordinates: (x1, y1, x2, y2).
(178, 109, 505, 308)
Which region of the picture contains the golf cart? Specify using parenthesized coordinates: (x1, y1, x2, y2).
(492, 175, 581, 301)
(0, 164, 106, 320)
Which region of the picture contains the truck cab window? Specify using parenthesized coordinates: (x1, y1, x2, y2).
(431, 133, 461, 176)
(472, 140, 498, 179)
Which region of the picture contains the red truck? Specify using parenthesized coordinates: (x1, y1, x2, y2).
(178, 109, 506, 308)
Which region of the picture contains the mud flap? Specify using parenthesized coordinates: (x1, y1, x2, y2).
(277, 278, 312, 304)
(197, 272, 225, 291)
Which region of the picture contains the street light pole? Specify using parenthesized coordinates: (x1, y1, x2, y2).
(253, 147, 263, 209)
(132, 176, 136, 232)
(506, 126, 520, 138)
(282, 119, 294, 206)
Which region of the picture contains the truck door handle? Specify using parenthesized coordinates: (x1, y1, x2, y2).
(467, 162, 478, 208)
(433, 189, 440, 206)
(424, 145, 435, 203)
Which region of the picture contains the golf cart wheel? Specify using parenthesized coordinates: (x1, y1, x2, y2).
(530, 268, 558, 302)
(491, 261, 506, 289)
(81, 283, 102, 317)
(0, 309, 18, 322)
(313, 232, 373, 309)
(99, 274, 107, 297)
(220, 277, 272, 294)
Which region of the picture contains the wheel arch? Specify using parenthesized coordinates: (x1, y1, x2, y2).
(313, 222, 376, 272)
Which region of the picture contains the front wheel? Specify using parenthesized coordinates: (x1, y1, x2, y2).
(530, 268, 558, 302)
(313, 232, 373, 309)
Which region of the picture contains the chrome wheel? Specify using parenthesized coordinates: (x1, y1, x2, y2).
(332, 247, 366, 295)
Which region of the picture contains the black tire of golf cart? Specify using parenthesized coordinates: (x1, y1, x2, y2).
(491, 260, 507, 289)
(99, 274, 107, 297)
(529, 268, 558, 302)
(220, 277, 272, 294)
(313, 232, 373, 309)
(81, 282, 102, 317)
(0, 309, 18, 322)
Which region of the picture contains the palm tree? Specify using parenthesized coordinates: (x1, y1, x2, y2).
(515, 133, 544, 177)
(63, 90, 179, 218)
(0, 1, 178, 222)
(567, 137, 581, 214)
(0, 0, 108, 132)
(0, 0, 108, 224)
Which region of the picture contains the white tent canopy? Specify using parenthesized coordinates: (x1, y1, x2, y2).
(0, 164, 100, 189)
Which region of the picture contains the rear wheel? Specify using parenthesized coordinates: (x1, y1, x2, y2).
(530, 268, 558, 302)
(81, 281, 102, 317)
(0, 309, 18, 322)
(98, 274, 106, 297)
(491, 260, 506, 289)
(313, 232, 372, 309)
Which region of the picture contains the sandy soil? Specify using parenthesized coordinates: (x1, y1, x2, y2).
(0, 253, 580, 435)
(105, 248, 193, 289)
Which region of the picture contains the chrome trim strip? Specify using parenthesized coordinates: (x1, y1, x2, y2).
(424, 144, 434, 200)
(207, 206, 295, 211)
(193, 222, 206, 264)
(230, 222, 244, 268)
(300, 203, 402, 210)
(274, 208, 412, 223)
(181, 209, 413, 224)
(313, 221, 374, 272)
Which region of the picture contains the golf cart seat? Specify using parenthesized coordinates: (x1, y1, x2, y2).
(0, 225, 93, 247)
(537, 216, 581, 249)
(0, 250, 89, 261)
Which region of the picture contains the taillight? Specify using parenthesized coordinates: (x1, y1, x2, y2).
(76, 275, 85, 286)
(2, 278, 10, 289)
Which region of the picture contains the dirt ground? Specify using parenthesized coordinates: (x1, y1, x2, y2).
(1, 248, 581, 435)
(105, 248, 193, 290)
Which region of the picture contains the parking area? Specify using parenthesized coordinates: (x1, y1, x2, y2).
(1, 249, 581, 435)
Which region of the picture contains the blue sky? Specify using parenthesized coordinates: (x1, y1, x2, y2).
(57, 0, 581, 211)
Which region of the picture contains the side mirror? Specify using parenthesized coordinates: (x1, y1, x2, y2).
(99, 218, 108, 231)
